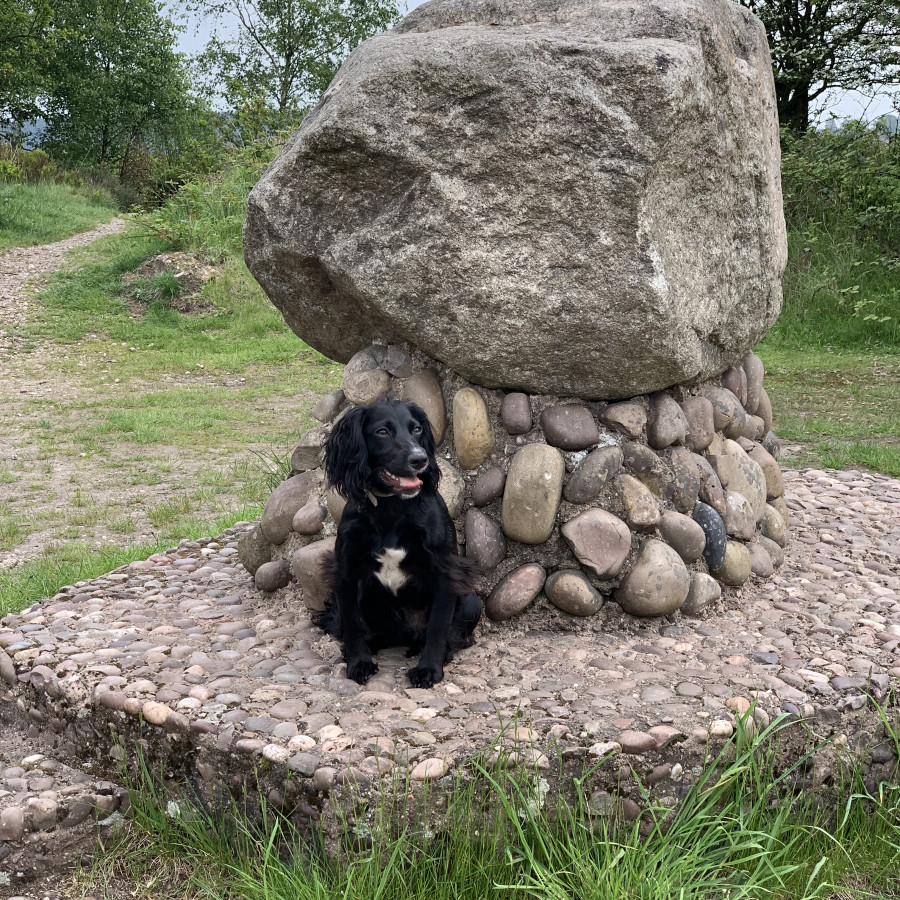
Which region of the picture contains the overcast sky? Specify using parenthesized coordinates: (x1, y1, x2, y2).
(169, 0, 896, 125)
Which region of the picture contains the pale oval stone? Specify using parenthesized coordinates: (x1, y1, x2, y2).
(748, 541, 774, 578)
(486, 563, 546, 621)
(709, 719, 734, 739)
(500, 392, 532, 434)
(748, 443, 784, 500)
(601, 402, 646, 439)
(617, 473, 660, 532)
(312, 389, 345, 423)
(288, 735, 316, 751)
(742, 351, 764, 415)
(680, 571, 721, 616)
(647, 393, 687, 449)
(453, 387, 494, 469)
(540, 404, 599, 450)
(759, 504, 787, 547)
(260, 471, 322, 544)
(560, 509, 631, 577)
(756, 533, 784, 567)
(141, 701, 172, 727)
(263, 744, 292, 764)
(615, 539, 690, 617)
(344, 368, 391, 405)
(545, 570, 603, 616)
(291, 537, 337, 611)
(502, 443, 565, 544)
(437, 457, 465, 518)
(680, 395, 715, 452)
(563, 445, 623, 504)
(293, 502, 327, 534)
(712, 540, 752, 586)
(404, 369, 447, 443)
(658, 510, 706, 562)
(702, 386, 747, 440)
(254, 560, 292, 593)
(724, 491, 756, 540)
(410, 757, 449, 781)
(770, 495, 790, 529)
(708, 438, 766, 522)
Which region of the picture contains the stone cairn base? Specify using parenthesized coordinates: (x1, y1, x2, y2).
(242, 343, 790, 623)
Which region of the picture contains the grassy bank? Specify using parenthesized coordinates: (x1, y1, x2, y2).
(0, 180, 120, 250)
(78, 719, 900, 900)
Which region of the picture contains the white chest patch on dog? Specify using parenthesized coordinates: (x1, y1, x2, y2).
(375, 547, 408, 595)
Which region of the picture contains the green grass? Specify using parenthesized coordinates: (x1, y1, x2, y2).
(80, 718, 900, 900)
(0, 180, 119, 249)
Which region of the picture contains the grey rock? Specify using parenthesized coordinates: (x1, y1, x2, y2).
(312, 390, 346, 424)
(681, 396, 715, 452)
(0, 806, 25, 841)
(244, 0, 784, 398)
(403, 369, 447, 444)
(756, 533, 784, 567)
(748, 443, 784, 500)
(617, 474, 660, 532)
(756, 387, 774, 434)
(291, 538, 337, 612)
(472, 466, 507, 506)
(694, 453, 727, 518)
(453, 387, 494, 469)
(325, 484, 347, 525)
(545, 570, 603, 617)
(616, 539, 690, 617)
(563, 445, 623, 504)
(622, 442, 670, 497)
(540, 405, 599, 451)
(237, 523, 274, 576)
(762, 429, 781, 460)
(658, 511, 706, 562)
(760, 503, 788, 547)
(486, 564, 546, 621)
(500, 392, 532, 434)
(288, 752, 323, 777)
(465, 508, 507, 572)
(0, 648, 15, 685)
(693, 502, 727, 571)
(647, 393, 687, 449)
(502, 443, 565, 544)
(261, 471, 322, 544)
(707, 437, 766, 521)
(561, 509, 632, 578)
(680, 572, 721, 616)
(255, 560, 292, 593)
(601, 402, 647, 439)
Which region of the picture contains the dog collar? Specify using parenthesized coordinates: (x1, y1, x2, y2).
(365, 488, 392, 507)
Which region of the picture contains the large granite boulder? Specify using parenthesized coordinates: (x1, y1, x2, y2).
(244, 0, 786, 399)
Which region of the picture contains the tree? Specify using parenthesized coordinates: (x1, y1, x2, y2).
(193, 0, 400, 134)
(42, 0, 194, 173)
(0, 0, 55, 137)
(738, 1, 900, 132)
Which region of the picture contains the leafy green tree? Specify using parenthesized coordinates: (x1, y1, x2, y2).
(738, 0, 900, 131)
(42, 0, 194, 173)
(193, 0, 401, 134)
(0, 0, 55, 136)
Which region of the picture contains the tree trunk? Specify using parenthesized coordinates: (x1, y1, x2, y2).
(776, 82, 810, 133)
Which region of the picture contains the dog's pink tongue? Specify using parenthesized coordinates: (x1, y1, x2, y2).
(396, 474, 422, 490)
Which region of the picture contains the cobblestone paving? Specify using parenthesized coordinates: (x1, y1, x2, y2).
(1, 467, 899, 897)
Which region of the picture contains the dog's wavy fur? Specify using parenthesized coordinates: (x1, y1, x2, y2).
(316, 400, 481, 687)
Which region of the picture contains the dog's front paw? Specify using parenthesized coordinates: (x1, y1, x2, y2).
(347, 658, 379, 684)
(408, 663, 442, 688)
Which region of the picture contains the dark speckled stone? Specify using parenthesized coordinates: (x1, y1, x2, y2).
(693, 501, 727, 571)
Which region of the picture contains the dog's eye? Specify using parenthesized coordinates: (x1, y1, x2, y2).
(411, 425, 423, 435)
(375, 427, 390, 437)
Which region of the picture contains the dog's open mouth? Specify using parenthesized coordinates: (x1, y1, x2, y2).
(379, 470, 423, 493)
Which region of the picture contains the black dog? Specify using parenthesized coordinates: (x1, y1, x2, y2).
(318, 399, 481, 687)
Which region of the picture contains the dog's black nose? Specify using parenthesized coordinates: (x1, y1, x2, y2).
(408, 446, 428, 470)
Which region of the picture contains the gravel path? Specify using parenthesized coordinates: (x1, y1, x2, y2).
(0, 218, 125, 339)
(1, 466, 899, 897)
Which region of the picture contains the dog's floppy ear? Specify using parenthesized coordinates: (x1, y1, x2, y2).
(409, 402, 440, 493)
(324, 405, 371, 502)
